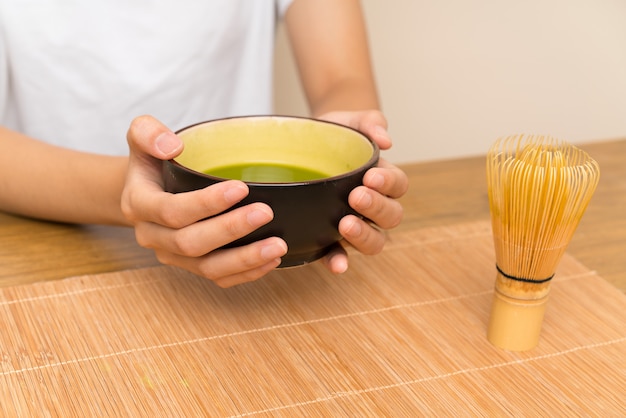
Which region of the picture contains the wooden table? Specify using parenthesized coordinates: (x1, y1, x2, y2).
(1, 139, 625, 416)
(1, 139, 625, 293)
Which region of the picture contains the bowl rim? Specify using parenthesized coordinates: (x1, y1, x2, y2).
(167, 114, 380, 186)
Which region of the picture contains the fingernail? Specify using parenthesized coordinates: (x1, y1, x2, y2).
(223, 183, 248, 204)
(247, 207, 273, 227)
(374, 126, 392, 148)
(375, 125, 388, 137)
(368, 172, 385, 189)
(332, 255, 348, 274)
(155, 132, 182, 156)
(261, 240, 288, 260)
(344, 219, 362, 238)
(356, 190, 373, 209)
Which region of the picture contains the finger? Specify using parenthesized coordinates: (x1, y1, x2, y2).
(124, 116, 182, 193)
(319, 110, 392, 150)
(127, 115, 183, 161)
(321, 244, 349, 274)
(122, 116, 187, 224)
(358, 115, 392, 150)
(213, 259, 283, 288)
(134, 202, 275, 257)
(154, 237, 288, 287)
(349, 185, 403, 230)
(363, 158, 409, 199)
(338, 215, 386, 256)
(125, 179, 249, 228)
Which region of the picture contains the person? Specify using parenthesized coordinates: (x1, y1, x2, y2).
(0, 0, 408, 287)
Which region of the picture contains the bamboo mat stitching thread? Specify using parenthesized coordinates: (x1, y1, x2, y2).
(0, 226, 493, 308)
(0, 268, 595, 308)
(384, 230, 493, 249)
(0, 270, 598, 380)
(228, 336, 626, 418)
(0, 277, 162, 307)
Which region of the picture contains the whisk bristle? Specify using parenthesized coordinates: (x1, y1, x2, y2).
(485, 134, 599, 350)
(487, 135, 599, 288)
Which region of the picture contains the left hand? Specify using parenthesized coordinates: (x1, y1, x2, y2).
(317, 110, 409, 273)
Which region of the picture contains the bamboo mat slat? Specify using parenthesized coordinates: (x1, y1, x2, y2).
(1, 221, 624, 417)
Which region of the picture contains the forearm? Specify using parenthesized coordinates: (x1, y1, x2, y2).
(0, 126, 129, 225)
(307, 76, 380, 118)
(285, 0, 380, 116)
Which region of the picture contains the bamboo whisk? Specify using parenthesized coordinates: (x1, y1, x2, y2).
(486, 135, 600, 351)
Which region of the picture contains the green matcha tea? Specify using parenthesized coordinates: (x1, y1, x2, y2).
(204, 162, 330, 182)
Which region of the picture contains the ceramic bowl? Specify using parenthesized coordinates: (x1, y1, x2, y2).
(163, 115, 379, 267)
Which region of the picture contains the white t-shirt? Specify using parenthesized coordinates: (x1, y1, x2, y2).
(0, 0, 294, 155)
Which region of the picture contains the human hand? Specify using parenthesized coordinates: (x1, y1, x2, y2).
(317, 110, 409, 273)
(121, 115, 288, 288)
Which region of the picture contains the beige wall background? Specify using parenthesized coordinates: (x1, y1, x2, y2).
(273, 0, 626, 164)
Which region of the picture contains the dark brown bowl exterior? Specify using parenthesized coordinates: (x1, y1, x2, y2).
(163, 157, 378, 267)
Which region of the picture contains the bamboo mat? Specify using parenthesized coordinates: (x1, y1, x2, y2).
(1, 221, 625, 417)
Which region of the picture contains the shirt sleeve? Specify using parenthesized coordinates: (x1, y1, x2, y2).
(0, 29, 16, 127)
(0, 29, 7, 122)
(276, 0, 295, 17)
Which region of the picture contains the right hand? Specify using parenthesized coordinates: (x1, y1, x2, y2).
(121, 115, 288, 288)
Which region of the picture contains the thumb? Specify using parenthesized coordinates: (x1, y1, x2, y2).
(356, 111, 392, 151)
(127, 115, 183, 160)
